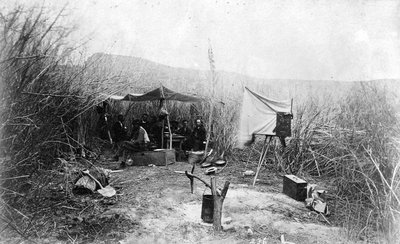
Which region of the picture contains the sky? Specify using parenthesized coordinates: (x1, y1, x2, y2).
(3, 0, 400, 81)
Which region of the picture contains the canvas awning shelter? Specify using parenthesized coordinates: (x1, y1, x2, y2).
(104, 86, 202, 149)
(237, 87, 292, 149)
(105, 86, 202, 103)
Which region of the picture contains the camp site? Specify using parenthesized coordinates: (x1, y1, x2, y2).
(1, 1, 400, 244)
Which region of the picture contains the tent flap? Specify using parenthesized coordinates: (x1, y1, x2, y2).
(237, 87, 291, 148)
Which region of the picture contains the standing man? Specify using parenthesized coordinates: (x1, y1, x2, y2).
(112, 114, 127, 161)
(192, 118, 206, 151)
(96, 102, 112, 141)
(140, 113, 151, 132)
(112, 114, 127, 142)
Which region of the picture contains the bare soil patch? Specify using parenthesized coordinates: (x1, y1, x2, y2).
(0, 154, 360, 244)
(102, 158, 357, 244)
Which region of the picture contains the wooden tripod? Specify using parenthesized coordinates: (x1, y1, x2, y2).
(252, 135, 273, 186)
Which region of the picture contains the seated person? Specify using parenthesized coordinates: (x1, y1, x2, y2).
(118, 119, 150, 165)
(177, 119, 192, 137)
(178, 119, 192, 151)
(149, 116, 164, 148)
(170, 120, 180, 134)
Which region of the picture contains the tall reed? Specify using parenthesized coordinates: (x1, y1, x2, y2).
(278, 82, 399, 242)
(0, 6, 124, 238)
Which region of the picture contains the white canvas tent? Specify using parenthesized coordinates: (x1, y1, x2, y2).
(237, 87, 291, 148)
(237, 87, 292, 185)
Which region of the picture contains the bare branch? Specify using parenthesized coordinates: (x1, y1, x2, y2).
(185, 171, 211, 189)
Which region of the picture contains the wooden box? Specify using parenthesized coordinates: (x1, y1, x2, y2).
(283, 175, 307, 201)
(128, 149, 176, 166)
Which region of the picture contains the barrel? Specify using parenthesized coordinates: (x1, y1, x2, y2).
(201, 194, 214, 223)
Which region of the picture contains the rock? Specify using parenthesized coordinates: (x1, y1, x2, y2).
(244, 225, 253, 236)
(222, 217, 232, 224)
(243, 170, 255, 176)
(223, 224, 236, 232)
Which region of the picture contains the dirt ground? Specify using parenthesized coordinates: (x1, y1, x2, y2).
(94, 154, 359, 244)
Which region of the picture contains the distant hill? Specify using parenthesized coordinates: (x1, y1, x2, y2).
(85, 53, 400, 106)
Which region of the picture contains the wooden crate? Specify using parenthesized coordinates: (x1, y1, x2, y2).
(128, 149, 176, 166)
(283, 175, 307, 201)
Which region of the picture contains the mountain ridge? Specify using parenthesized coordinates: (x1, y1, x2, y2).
(85, 52, 400, 102)
(87, 52, 400, 83)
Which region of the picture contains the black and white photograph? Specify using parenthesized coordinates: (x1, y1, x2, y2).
(0, 0, 399, 243)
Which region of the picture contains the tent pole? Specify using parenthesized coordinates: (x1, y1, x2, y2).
(159, 99, 164, 149)
(163, 97, 173, 150)
(159, 86, 173, 149)
(166, 114, 173, 149)
(252, 136, 272, 186)
(161, 120, 165, 149)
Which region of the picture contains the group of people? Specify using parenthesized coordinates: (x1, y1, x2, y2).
(106, 113, 207, 162)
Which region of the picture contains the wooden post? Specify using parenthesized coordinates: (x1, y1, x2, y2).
(210, 176, 230, 231)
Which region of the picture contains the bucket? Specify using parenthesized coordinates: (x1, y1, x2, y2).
(201, 194, 214, 223)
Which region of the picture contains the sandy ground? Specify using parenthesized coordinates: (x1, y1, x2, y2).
(101, 159, 357, 244)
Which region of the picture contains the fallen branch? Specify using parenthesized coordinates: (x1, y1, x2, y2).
(185, 171, 211, 190)
(0, 175, 30, 181)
